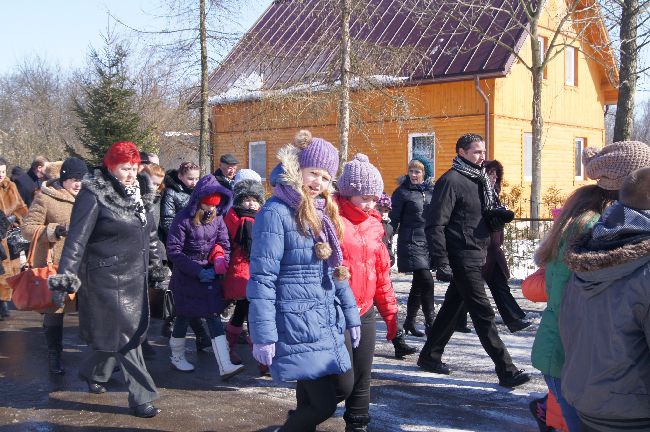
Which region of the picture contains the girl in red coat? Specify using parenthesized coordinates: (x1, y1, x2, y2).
(222, 177, 266, 371)
(335, 154, 403, 432)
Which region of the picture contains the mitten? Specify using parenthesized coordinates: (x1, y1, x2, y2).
(385, 313, 398, 341)
(349, 326, 361, 349)
(198, 268, 216, 283)
(213, 256, 228, 275)
(252, 343, 275, 365)
(54, 224, 68, 238)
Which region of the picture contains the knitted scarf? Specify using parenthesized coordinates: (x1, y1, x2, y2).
(273, 183, 343, 268)
(452, 156, 496, 211)
(124, 182, 147, 226)
(233, 207, 257, 260)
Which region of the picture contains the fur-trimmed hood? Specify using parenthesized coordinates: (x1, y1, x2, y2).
(41, 179, 75, 204)
(82, 168, 157, 216)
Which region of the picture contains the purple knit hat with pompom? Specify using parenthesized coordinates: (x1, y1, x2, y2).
(337, 153, 384, 198)
(294, 130, 339, 178)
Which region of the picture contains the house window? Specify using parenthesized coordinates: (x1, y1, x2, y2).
(248, 141, 266, 181)
(565, 46, 577, 86)
(408, 133, 435, 177)
(575, 137, 586, 179)
(538, 36, 548, 79)
(524, 132, 532, 181)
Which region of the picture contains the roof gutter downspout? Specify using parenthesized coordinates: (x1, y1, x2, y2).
(474, 76, 490, 157)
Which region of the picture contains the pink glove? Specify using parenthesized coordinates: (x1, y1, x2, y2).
(349, 326, 361, 349)
(213, 256, 228, 275)
(385, 314, 398, 341)
(252, 343, 275, 365)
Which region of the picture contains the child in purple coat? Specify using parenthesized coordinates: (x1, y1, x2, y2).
(166, 175, 244, 379)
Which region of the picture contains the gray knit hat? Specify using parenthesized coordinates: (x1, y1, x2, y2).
(233, 179, 265, 207)
(337, 153, 384, 198)
(584, 141, 650, 190)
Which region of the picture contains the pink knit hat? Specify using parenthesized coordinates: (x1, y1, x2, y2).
(294, 130, 339, 178)
(584, 141, 650, 190)
(337, 153, 384, 198)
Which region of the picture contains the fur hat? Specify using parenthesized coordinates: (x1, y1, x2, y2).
(233, 179, 265, 207)
(45, 161, 63, 180)
(584, 141, 650, 190)
(294, 130, 339, 178)
(234, 168, 262, 184)
(337, 153, 384, 198)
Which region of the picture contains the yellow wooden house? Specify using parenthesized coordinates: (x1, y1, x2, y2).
(203, 0, 618, 216)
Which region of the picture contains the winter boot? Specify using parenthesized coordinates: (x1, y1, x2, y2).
(344, 413, 370, 432)
(402, 292, 424, 337)
(0, 301, 10, 319)
(421, 288, 436, 331)
(392, 329, 418, 359)
(225, 323, 243, 365)
(169, 337, 195, 372)
(211, 335, 245, 380)
(191, 319, 212, 353)
(44, 325, 65, 375)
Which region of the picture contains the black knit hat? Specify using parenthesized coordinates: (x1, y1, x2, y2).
(233, 179, 265, 207)
(60, 157, 88, 181)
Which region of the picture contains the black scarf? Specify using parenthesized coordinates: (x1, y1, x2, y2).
(234, 207, 257, 259)
(452, 156, 496, 211)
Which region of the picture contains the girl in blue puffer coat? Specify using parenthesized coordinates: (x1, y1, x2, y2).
(247, 130, 361, 432)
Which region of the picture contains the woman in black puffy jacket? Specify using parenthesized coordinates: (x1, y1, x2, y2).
(389, 157, 436, 337)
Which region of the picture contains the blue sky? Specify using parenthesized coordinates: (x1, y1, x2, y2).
(0, 0, 273, 73)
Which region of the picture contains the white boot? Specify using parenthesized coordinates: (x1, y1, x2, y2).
(212, 335, 244, 380)
(169, 337, 195, 372)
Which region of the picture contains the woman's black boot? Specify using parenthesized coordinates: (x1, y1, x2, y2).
(44, 325, 65, 375)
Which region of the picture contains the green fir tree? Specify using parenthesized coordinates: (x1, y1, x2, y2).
(71, 41, 155, 165)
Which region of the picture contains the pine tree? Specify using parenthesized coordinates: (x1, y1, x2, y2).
(71, 40, 154, 166)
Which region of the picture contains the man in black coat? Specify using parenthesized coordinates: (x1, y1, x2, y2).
(213, 154, 238, 190)
(418, 133, 529, 388)
(15, 156, 49, 206)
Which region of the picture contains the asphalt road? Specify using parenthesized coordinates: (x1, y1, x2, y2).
(0, 274, 546, 432)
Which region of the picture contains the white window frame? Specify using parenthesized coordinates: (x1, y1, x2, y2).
(524, 132, 533, 182)
(565, 46, 576, 86)
(408, 132, 436, 177)
(248, 141, 267, 181)
(575, 137, 585, 180)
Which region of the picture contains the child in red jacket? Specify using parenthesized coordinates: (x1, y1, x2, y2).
(222, 178, 266, 373)
(335, 154, 415, 431)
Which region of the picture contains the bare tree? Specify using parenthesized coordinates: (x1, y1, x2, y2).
(0, 57, 81, 167)
(409, 0, 603, 230)
(109, 0, 244, 175)
(599, 0, 650, 141)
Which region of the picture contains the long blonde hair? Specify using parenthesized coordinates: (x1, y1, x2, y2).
(534, 185, 615, 266)
(296, 185, 344, 240)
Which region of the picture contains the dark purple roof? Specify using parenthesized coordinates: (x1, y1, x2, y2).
(205, 0, 528, 102)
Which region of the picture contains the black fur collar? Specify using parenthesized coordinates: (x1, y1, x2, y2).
(82, 168, 156, 219)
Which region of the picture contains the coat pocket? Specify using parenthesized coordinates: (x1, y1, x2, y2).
(333, 298, 346, 334)
(278, 301, 322, 344)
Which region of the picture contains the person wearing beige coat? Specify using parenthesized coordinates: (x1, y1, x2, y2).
(21, 157, 87, 375)
(0, 158, 29, 318)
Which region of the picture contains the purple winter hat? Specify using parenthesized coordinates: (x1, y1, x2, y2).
(337, 153, 384, 198)
(294, 130, 339, 178)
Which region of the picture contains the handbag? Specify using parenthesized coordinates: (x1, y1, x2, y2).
(6, 227, 30, 260)
(7, 226, 72, 311)
(162, 287, 176, 320)
(522, 267, 547, 302)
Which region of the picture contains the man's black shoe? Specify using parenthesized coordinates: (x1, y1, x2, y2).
(498, 369, 530, 388)
(79, 374, 106, 394)
(417, 357, 451, 375)
(506, 319, 532, 333)
(130, 402, 160, 418)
